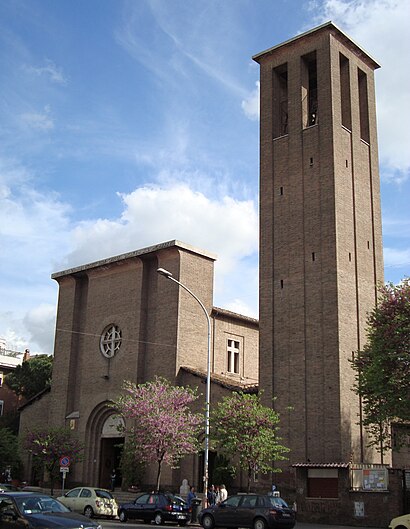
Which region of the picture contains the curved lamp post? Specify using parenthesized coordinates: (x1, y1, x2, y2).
(157, 267, 211, 506)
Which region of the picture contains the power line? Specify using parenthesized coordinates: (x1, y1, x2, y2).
(55, 327, 176, 349)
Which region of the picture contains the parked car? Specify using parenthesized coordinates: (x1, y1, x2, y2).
(118, 491, 191, 525)
(0, 483, 19, 492)
(0, 491, 102, 529)
(198, 493, 296, 529)
(57, 486, 118, 518)
(389, 513, 410, 529)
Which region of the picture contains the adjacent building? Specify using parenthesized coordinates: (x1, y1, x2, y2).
(0, 340, 26, 419)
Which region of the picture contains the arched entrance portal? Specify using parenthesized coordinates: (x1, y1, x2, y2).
(99, 415, 125, 489)
(84, 403, 125, 488)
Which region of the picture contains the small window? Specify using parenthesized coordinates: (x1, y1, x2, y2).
(367, 240, 370, 249)
(80, 489, 92, 498)
(310, 157, 314, 166)
(227, 339, 240, 374)
(280, 186, 284, 195)
(67, 488, 81, 498)
(241, 495, 257, 508)
(136, 494, 150, 505)
(0, 400, 4, 416)
(225, 496, 242, 508)
(349, 252, 352, 262)
(312, 252, 316, 261)
(280, 280, 284, 289)
(0, 372, 3, 387)
(308, 468, 338, 498)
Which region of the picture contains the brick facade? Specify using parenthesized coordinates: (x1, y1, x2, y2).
(255, 21, 384, 471)
(19, 240, 258, 491)
(254, 22, 403, 526)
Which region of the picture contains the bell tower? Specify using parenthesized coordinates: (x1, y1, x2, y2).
(254, 22, 384, 472)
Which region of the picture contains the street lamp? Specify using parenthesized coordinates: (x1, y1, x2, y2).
(157, 267, 211, 505)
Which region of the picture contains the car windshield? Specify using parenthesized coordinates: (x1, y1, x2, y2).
(268, 496, 289, 509)
(15, 495, 70, 514)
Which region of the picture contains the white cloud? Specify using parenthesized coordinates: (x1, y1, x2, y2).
(310, 0, 410, 183)
(25, 59, 67, 85)
(0, 158, 71, 354)
(23, 303, 56, 355)
(384, 247, 410, 268)
(242, 81, 260, 121)
(61, 183, 258, 274)
(21, 106, 54, 130)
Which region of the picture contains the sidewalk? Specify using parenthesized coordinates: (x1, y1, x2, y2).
(190, 521, 382, 529)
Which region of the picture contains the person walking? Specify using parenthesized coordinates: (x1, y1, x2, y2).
(110, 469, 116, 491)
(187, 486, 196, 508)
(207, 485, 216, 506)
(219, 484, 227, 503)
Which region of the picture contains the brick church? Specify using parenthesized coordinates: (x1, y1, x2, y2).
(20, 241, 259, 490)
(19, 22, 409, 526)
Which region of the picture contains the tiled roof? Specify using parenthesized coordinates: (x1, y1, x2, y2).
(212, 307, 259, 326)
(180, 366, 258, 393)
(292, 462, 350, 468)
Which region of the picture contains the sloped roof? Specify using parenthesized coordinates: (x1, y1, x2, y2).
(180, 365, 258, 393)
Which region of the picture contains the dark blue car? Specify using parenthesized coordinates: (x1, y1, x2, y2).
(119, 491, 191, 525)
(0, 491, 102, 529)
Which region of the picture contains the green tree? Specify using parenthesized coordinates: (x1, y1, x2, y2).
(351, 279, 410, 461)
(212, 392, 289, 492)
(211, 454, 236, 490)
(113, 377, 203, 491)
(6, 355, 53, 399)
(23, 427, 83, 494)
(119, 437, 146, 490)
(0, 410, 20, 435)
(0, 427, 22, 480)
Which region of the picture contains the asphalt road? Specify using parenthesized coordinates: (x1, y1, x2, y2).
(96, 520, 382, 529)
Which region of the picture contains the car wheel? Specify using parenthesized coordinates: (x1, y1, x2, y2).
(201, 514, 215, 529)
(154, 512, 163, 525)
(119, 510, 128, 522)
(253, 518, 267, 529)
(84, 506, 94, 518)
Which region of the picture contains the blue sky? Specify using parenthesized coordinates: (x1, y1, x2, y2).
(1, 0, 409, 355)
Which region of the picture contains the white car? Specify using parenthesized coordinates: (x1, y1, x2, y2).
(389, 513, 410, 529)
(57, 486, 118, 519)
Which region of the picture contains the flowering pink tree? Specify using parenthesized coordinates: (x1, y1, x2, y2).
(351, 279, 410, 460)
(113, 377, 203, 491)
(212, 392, 289, 492)
(24, 427, 83, 494)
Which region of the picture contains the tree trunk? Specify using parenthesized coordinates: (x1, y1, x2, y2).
(247, 468, 252, 493)
(155, 460, 162, 492)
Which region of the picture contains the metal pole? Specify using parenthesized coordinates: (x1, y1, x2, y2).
(157, 268, 211, 506)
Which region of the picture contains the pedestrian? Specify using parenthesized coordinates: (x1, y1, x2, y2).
(215, 485, 220, 504)
(187, 486, 196, 508)
(207, 484, 216, 506)
(110, 469, 116, 491)
(219, 484, 227, 503)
